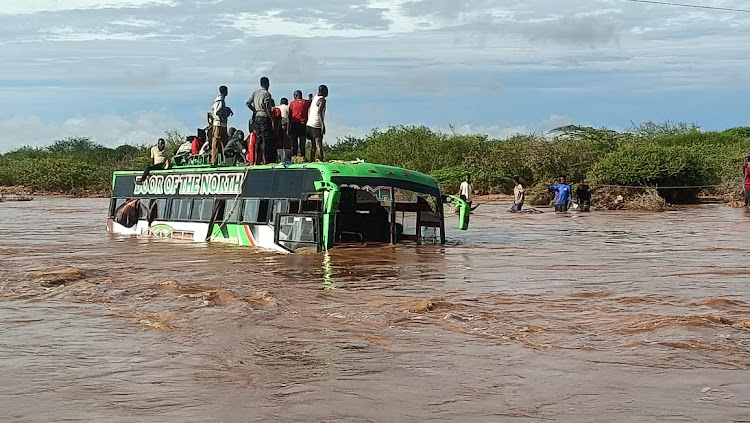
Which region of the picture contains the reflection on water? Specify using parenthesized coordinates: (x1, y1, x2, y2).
(1, 198, 750, 422)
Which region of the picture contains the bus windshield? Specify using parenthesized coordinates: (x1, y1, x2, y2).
(335, 184, 443, 245)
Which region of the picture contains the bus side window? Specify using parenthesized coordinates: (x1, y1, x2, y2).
(272, 199, 290, 223)
(191, 198, 214, 222)
(289, 199, 300, 214)
(242, 199, 260, 223)
(148, 199, 158, 223)
(301, 199, 321, 212)
(137, 199, 149, 219)
(170, 198, 192, 221)
(111, 198, 126, 217)
(224, 199, 241, 223)
(156, 199, 168, 220)
(258, 200, 270, 223)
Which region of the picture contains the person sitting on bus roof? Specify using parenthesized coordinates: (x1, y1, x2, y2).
(191, 130, 204, 155)
(247, 123, 262, 165)
(139, 138, 169, 183)
(173, 137, 193, 165)
(224, 130, 246, 166)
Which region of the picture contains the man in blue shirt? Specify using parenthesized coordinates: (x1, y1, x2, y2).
(548, 176, 572, 212)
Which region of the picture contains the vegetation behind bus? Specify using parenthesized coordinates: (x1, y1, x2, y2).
(2, 124, 750, 204)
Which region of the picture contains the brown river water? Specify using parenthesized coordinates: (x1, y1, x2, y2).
(1, 198, 750, 422)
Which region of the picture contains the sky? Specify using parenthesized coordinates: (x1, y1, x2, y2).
(1, 0, 749, 151)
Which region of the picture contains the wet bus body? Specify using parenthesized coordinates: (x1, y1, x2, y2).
(108, 161, 469, 253)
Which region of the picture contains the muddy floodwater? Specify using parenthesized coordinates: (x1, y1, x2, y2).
(1, 198, 750, 422)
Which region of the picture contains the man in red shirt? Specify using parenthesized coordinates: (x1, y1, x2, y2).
(744, 155, 750, 206)
(289, 90, 311, 159)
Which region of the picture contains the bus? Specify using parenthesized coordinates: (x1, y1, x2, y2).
(107, 161, 470, 253)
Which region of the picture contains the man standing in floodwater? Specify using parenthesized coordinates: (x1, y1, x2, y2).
(511, 176, 524, 212)
(248, 77, 274, 165)
(207, 85, 233, 166)
(744, 155, 750, 206)
(548, 176, 572, 212)
(459, 174, 473, 207)
(576, 178, 592, 212)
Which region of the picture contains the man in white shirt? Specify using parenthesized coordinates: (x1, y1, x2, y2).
(207, 85, 233, 166)
(511, 176, 524, 212)
(277, 97, 291, 150)
(306, 84, 328, 162)
(459, 174, 473, 205)
(139, 138, 169, 182)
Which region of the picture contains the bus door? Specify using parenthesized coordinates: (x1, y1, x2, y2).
(274, 214, 321, 253)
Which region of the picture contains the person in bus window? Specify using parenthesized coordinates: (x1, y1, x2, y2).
(289, 90, 311, 159)
(139, 138, 169, 183)
(306, 84, 328, 162)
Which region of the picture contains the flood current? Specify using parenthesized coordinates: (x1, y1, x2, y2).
(1, 198, 749, 422)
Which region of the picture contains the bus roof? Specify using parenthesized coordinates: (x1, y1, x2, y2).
(114, 161, 441, 190)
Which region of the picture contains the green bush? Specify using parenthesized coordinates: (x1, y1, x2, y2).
(589, 142, 713, 203)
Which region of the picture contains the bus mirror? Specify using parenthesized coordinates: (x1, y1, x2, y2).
(446, 195, 470, 230)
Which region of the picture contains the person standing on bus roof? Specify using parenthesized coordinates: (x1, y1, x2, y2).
(306, 84, 328, 162)
(248, 77, 275, 165)
(277, 97, 291, 150)
(139, 138, 169, 183)
(207, 85, 233, 166)
(548, 175, 572, 212)
(289, 90, 311, 159)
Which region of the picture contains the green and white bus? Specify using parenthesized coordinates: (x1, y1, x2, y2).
(107, 161, 470, 253)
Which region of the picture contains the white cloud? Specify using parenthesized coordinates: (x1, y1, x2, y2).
(0, 114, 189, 151)
(0, 0, 177, 15)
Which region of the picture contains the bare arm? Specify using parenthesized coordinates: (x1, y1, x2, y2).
(317, 98, 326, 134)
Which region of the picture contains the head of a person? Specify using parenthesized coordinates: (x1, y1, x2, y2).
(260, 76, 270, 89)
(280, 97, 289, 105)
(235, 130, 244, 141)
(219, 85, 228, 97)
(197, 128, 206, 141)
(465, 174, 471, 183)
(579, 178, 586, 185)
(746, 155, 750, 163)
(308, 93, 313, 100)
(228, 127, 237, 139)
(157, 138, 165, 150)
(560, 176, 567, 184)
(318, 84, 329, 97)
(513, 176, 520, 184)
(293, 90, 302, 100)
